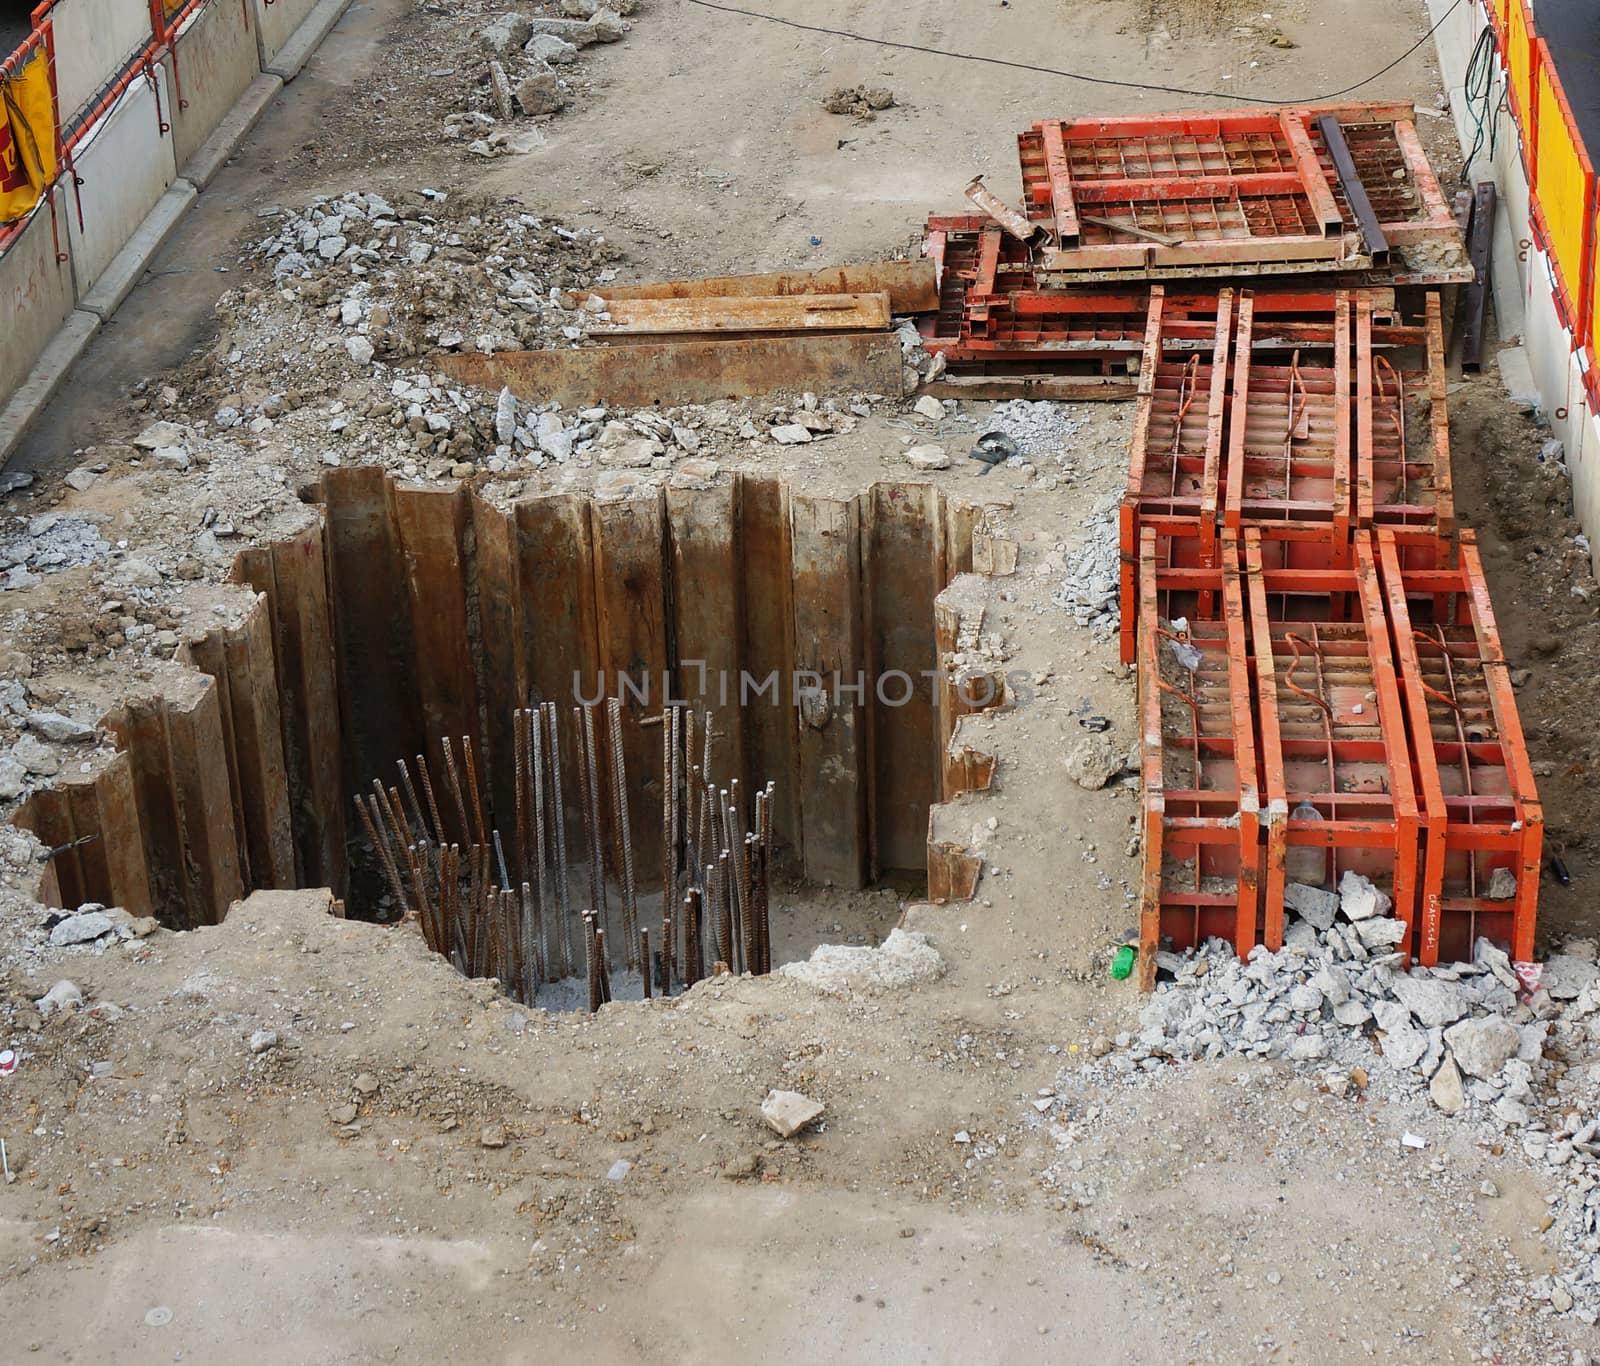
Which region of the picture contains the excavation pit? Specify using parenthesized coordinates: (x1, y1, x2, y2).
(17, 468, 994, 1006)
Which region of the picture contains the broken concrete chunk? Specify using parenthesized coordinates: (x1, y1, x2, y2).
(489, 60, 515, 120)
(761, 1089, 825, 1138)
(1542, 954, 1600, 1001)
(36, 979, 83, 1014)
(479, 12, 533, 54)
(524, 16, 604, 46)
(1064, 731, 1121, 790)
(49, 910, 114, 946)
(1443, 1014, 1520, 1079)
(1483, 865, 1517, 901)
(1284, 880, 1339, 930)
(1354, 916, 1406, 950)
(904, 444, 950, 470)
(248, 1029, 279, 1054)
(132, 420, 186, 450)
(14, 735, 60, 776)
(778, 927, 945, 996)
(912, 394, 946, 422)
(152, 446, 192, 472)
(770, 424, 812, 445)
(526, 33, 579, 64)
(1338, 870, 1392, 921)
(586, 8, 628, 40)
(1392, 975, 1470, 1028)
(1429, 1054, 1464, 1113)
(514, 65, 566, 116)
(345, 336, 376, 366)
(25, 711, 94, 742)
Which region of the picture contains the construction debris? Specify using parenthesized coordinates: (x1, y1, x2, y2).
(822, 86, 895, 118)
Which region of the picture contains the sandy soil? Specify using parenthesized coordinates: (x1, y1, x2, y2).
(5, 0, 1599, 1362)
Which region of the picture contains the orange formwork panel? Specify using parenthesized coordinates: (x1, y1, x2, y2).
(1355, 292, 1455, 568)
(1137, 529, 1260, 987)
(1376, 530, 1542, 965)
(1243, 531, 1420, 954)
(1117, 287, 1233, 663)
(1223, 291, 1354, 558)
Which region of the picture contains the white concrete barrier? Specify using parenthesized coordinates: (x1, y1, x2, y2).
(250, 0, 321, 69)
(64, 67, 178, 296)
(163, 0, 262, 174)
(0, 180, 78, 404)
(43, 0, 156, 128)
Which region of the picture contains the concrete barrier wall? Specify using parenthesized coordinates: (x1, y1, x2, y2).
(251, 0, 321, 67)
(0, 181, 77, 402)
(163, 0, 261, 172)
(64, 69, 178, 295)
(46, 0, 156, 127)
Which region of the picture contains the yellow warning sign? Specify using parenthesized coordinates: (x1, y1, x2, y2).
(0, 41, 58, 224)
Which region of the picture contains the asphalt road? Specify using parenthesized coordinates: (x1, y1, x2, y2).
(1533, 0, 1600, 155)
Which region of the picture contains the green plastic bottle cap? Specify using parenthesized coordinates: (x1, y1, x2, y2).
(1110, 945, 1136, 980)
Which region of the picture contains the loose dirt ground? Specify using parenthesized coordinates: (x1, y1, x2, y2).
(5, 0, 1600, 1362)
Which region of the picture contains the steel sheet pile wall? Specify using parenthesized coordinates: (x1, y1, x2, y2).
(1134, 288, 1541, 986)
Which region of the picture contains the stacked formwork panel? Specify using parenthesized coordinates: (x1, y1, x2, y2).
(1132, 285, 1542, 982)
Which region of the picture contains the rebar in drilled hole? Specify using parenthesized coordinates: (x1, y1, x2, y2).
(513, 708, 528, 891)
(741, 832, 758, 975)
(718, 850, 734, 976)
(416, 755, 446, 850)
(705, 860, 723, 965)
(441, 737, 471, 848)
(461, 735, 488, 849)
(607, 698, 638, 970)
(684, 885, 702, 988)
(577, 703, 610, 955)
(640, 928, 651, 999)
(355, 794, 406, 914)
(529, 711, 551, 981)
(397, 760, 429, 846)
(544, 702, 573, 979)
(661, 911, 672, 995)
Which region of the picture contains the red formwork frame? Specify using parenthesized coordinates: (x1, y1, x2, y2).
(1375, 529, 1542, 964)
(1117, 287, 1233, 664)
(1223, 290, 1354, 558)
(1137, 528, 1260, 987)
(1017, 103, 1470, 285)
(1355, 292, 1456, 566)
(1244, 530, 1420, 953)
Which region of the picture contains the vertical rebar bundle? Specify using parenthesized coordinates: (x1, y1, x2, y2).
(356, 705, 775, 1012)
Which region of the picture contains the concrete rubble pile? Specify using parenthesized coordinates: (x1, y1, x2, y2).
(1113, 870, 1600, 1322)
(1054, 490, 1120, 634)
(466, 0, 636, 155)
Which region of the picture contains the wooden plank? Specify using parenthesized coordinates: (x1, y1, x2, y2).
(590, 493, 669, 881)
(866, 483, 942, 876)
(323, 468, 426, 845)
(737, 477, 800, 871)
(790, 493, 867, 889)
(435, 332, 905, 410)
(592, 293, 891, 336)
(224, 602, 296, 890)
(470, 497, 525, 853)
(921, 374, 1137, 402)
(595, 260, 937, 313)
(166, 680, 245, 926)
(665, 482, 745, 825)
(393, 486, 483, 844)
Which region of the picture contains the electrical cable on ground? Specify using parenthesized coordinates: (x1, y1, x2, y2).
(681, 0, 1463, 108)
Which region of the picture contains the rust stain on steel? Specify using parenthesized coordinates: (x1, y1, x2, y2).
(594, 260, 937, 314)
(436, 333, 904, 409)
(590, 292, 892, 336)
